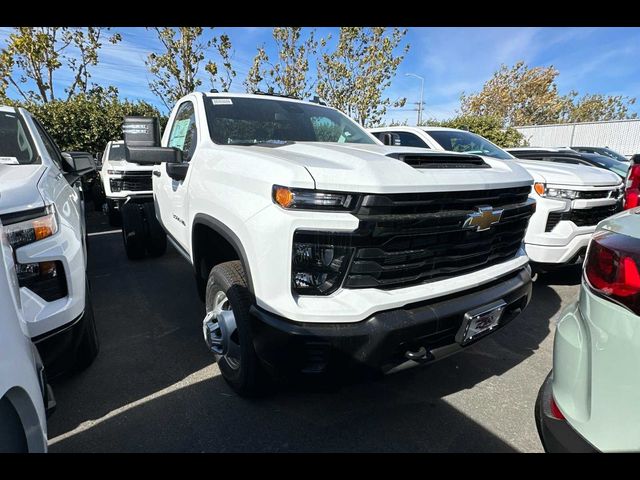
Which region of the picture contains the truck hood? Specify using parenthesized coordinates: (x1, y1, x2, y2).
(229, 142, 533, 193)
(0, 164, 46, 215)
(513, 159, 621, 186)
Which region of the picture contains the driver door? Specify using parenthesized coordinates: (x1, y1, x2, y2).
(154, 100, 198, 251)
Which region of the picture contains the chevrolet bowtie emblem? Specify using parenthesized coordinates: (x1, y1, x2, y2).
(464, 206, 503, 232)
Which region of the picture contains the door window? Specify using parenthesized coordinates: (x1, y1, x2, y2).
(168, 101, 197, 161)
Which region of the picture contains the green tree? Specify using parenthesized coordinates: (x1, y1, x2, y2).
(316, 27, 410, 126)
(7, 87, 165, 153)
(460, 61, 565, 127)
(244, 27, 319, 98)
(460, 61, 637, 126)
(210, 34, 236, 92)
(0, 27, 121, 103)
(563, 92, 637, 123)
(146, 27, 235, 110)
(425, 115, 526, 148)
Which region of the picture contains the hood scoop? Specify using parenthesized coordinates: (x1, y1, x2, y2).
(387, 152, 489, 169)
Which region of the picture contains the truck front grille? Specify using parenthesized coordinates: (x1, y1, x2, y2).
(341, 186, 534, 290)
(110, 173, 152, 192)
(545, 203, 622, 231)
(569, 204, 622, 226)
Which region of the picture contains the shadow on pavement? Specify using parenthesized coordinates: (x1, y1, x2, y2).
(49, 371, 519, 452)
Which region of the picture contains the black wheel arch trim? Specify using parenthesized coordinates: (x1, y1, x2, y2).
(192, 213, 255, 296)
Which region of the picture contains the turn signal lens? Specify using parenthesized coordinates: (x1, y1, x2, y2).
(274, 186, 295, 208)
(272, 185, 358, 211)
(534, 183, 545, 196)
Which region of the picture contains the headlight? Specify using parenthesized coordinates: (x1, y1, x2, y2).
(273, 185, 359, 211)
(3, 205, 58, 249)
(107, 169, 125, 175)
(1, 205, 67, 302)
(292, 231, 354, 295)
(533, 183, 579, 199)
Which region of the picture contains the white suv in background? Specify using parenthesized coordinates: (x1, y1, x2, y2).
(369, 126, 624, 270)
(100, 139, 155, 226)
(0, 226, 51, 452)
(0, 106, 99, 378)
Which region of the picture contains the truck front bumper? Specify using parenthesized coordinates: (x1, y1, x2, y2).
(525, 233, 592, 265)
(33, 309, 89, 379)
(249, 266, 532, 377)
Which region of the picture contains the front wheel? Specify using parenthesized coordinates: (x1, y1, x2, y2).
(204, 261, 270, 397)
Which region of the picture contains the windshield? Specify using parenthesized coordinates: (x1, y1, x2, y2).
(108, 142, 126, 161)
(575, 147, 628, 163)
(583, 153, 630, 176)
(204, 97, 376, 146)
(0, 111, 38, 165)
(424, 129, 512, 160)
(599, 148, 629, 163)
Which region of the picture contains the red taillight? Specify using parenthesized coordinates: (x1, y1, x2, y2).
(550, 396, 565, 420)
(624, 164, 640, 209)
(585, 231, 640, 315)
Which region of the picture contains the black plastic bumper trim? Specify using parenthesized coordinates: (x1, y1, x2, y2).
(249, 267, 532, 376)
(535, 371, 598, 453)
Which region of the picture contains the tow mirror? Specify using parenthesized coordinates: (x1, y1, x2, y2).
(61, 151, 96, 175)
(381, 133, 401, 146)
(125, 146, 183, 165)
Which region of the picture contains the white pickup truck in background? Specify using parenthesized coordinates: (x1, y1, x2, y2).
(100, 139, 155, 227)
(0, 105, 99, 378)
(370, 126, 624, 270)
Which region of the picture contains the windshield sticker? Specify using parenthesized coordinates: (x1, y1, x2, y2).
(169, 119, 191, 150)
(211, 98, 233, 105)
(0, 156, 19, 165)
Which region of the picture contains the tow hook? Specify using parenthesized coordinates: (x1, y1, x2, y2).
(405, 346, 432, 364)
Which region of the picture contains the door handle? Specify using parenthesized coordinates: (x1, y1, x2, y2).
(153, 171, 161, 177)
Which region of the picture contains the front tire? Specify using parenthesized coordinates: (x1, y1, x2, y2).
(205, 261, 269, 397)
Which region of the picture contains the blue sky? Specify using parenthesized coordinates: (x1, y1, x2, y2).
(1, 27, 639, 123)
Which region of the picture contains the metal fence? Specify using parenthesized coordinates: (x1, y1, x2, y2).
(514, 119, 640, 157)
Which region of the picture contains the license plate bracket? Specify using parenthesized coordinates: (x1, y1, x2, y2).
(456, 300, 507, 346)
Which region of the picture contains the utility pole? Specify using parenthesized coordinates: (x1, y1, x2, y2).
(405, 73, 424, 125)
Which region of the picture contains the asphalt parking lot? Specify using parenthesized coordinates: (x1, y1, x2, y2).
(46, 206, 582, 452)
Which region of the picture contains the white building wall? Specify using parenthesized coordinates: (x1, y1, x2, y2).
(515, 119, 640, 157)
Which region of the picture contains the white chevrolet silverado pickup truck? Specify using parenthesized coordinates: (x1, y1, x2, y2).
(100, 138, 155, 227)
(370, 126, 623, 270)
(0, 106, 99, 378)
(121, 92, 536, 396)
